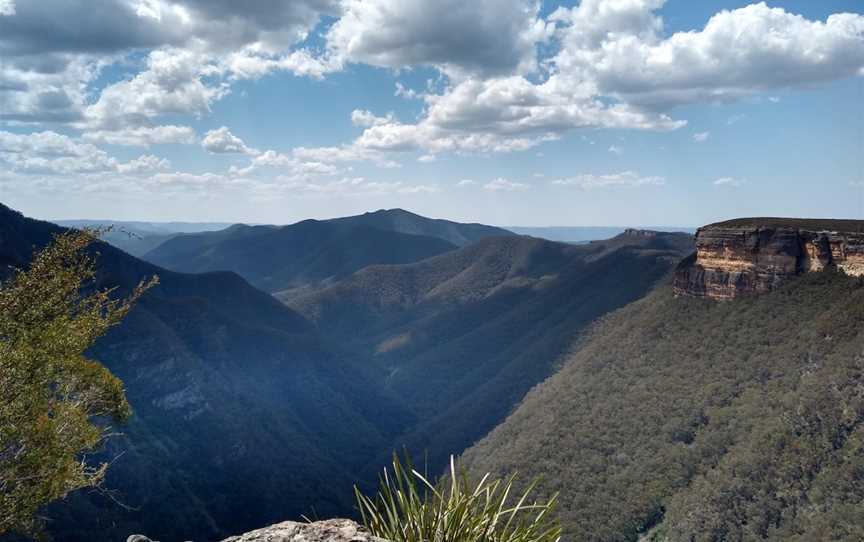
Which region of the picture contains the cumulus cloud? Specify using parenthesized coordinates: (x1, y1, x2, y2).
(556, 1, 864, 109)
(223, 48, 343, 80)
(351, 109, 395, 127)
(84, 125, 197, 146)
(202, 126, 258, 155)
(484, 178, 528, 191)
(0, 130, 182, 179)
(0, 130, 118, 174)
(693, 131, 710, 142)
(116, 154, 171, 174)
(85, 48, 227, 130)
(327, 0, 550, 77)
(0, 0, 338, 132)
(3, 0, 864, 185)
(552, 171, 665, 189)
(714, 177, 746, 187)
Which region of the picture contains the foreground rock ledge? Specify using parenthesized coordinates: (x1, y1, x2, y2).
(128, 519, 390, 542)
(222, 519, 389, 542)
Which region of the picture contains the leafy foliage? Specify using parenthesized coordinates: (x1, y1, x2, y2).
(0, 230, 155, 536)
(462, 270, 864, 541)
(356, 453, 561, 542)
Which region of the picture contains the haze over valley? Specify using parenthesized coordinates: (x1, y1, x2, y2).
(2, 1, 864, 541)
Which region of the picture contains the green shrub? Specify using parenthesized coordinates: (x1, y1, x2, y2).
(355, 453, 561, 542)
(0, 230, 156, 536)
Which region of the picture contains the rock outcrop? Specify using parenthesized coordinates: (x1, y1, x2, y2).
(127, 519, 388, 542)
(674, 218, 864, 299)
(221, 519, 388, 542)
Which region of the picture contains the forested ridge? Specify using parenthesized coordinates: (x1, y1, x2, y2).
(462, 269, 864, 542)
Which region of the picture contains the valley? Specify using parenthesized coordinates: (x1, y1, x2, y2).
(0, 204, 691, 541)
(5, 206, 864, 542)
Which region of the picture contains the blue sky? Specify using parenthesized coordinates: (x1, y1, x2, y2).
(1, 0, 863, 227)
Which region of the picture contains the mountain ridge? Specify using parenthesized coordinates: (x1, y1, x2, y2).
(0, 203, 414, 542)
(142, 208, 511, 296)
(286, 230, 695, 477)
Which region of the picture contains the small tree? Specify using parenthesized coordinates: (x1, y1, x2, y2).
(0, 230, 156, 536)
(355, 453, 561, 542)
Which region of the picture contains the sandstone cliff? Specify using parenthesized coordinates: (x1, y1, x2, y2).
(674, 218, 864, 299)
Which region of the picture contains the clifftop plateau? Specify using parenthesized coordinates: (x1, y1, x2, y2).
(674, 218, 864, 299)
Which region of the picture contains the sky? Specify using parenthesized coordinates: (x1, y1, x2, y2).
(1, 0, 863, 227)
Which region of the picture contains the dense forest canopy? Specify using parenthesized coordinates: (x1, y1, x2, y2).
(462, 270, 864, 542)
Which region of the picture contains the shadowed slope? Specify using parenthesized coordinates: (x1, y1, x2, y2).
(288, 231, 694, 478)
(0, 204, 412, 542)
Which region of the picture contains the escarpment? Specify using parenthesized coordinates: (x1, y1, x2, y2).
(674, 218, 864, 299)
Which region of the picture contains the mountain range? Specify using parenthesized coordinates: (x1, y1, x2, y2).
(53, 220, 233, 257)
(21, 204, 862, 542)
(0, 204, 693, 541)
(142, 209, 512, 298)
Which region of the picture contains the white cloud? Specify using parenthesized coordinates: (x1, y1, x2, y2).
(117, 154, 171, 174)
(313, 1, 864, 158)
(714, 177, 746, 187)
(84, 125, 197, 146)
(2, 0, 864, 176)
(326, 0, 551, 77)
(608, 144, 623, 155)
(693, 131, 710, 142)
(0, 0, 15, 16)
(85, 48, 228, 131)
(484, 177, 528, 191)
(457, 179, 476, 186)
(552, 171, 665, 189)
(351, 109, 395, 127)
(0, 130, 117, 175)
(554, 2, 864, 109)
(292, 144, 401, 168)
(223, 49, 343, 80)
(0, 130, 177, 177)
(202, 126, 258, 155)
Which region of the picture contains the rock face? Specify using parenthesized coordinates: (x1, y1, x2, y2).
(127, 519, 388, 542)
(221, 519, 389, 542)
(674, 218, 864, 300)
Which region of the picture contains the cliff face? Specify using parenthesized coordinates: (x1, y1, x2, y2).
(674, 219, 864, 299)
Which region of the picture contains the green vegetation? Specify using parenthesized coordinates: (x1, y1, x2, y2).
(356, 454, 561, 542)
(290, 232, 693, 479)
(0, 230, 155, 536)
(707, 217, 864, 231)
(462, 269, 864, 541)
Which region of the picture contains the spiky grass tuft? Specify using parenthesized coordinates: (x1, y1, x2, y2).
(355, 453, 561, 542)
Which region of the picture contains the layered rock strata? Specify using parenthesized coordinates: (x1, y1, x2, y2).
(674, 219, 864, 299)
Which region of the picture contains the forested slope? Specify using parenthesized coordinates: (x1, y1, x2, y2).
(0, 203, 412, 542)
(462, 270, 864, 542)
(290, 232, 694, 478)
